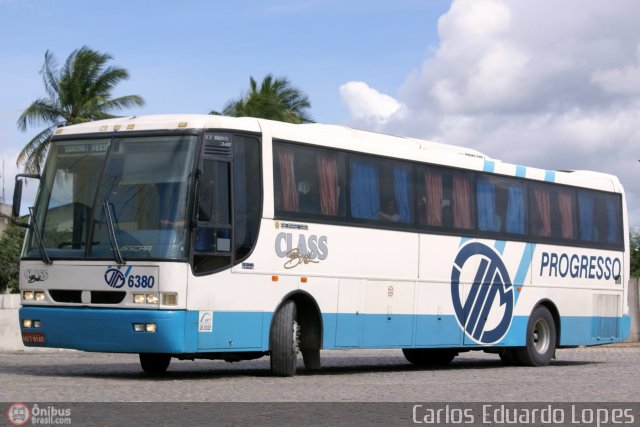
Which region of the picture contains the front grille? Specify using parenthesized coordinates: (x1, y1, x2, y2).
(48, 290, 126, 304)
(49, 290, 81, 303)
(91, 291, 126, 304)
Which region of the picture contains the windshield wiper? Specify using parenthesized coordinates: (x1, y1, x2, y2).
(102, 201, 125, 265)
(28, 207, 52, 265)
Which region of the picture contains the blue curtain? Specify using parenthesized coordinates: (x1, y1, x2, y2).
(578, 192, 594, 241)
(477, 178, 499, 232)
(606, 198, 618, 243)
(393, 166, 411, 223)
(506, 184, 525, 234)
(350, 160, 380, 219)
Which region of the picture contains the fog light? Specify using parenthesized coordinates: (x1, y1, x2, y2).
(162, 293, 178, 306)
(145, 323, 157, 333)
(133, 294, 146, 304)
(146, 294, 159, 304)
(34, 291, 45, 301)
(22, 319, 32, 328)
(133, 323, 145, 332)
(23, 291, 34, 301)
(33, 320, 41, 328)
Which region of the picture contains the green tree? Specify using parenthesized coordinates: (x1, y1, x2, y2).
(17, 46, 145, 173)
(630, 228, 640, 277)
(0, 221, 26, 293)
(212, 74, 312, 123)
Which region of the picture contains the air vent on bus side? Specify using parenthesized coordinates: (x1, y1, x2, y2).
(203, 133, 233, 158)
(204, 144, 232, 157)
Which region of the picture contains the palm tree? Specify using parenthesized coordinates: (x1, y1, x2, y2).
(212, 74, 312, 124)
(17, 46, 145, 173)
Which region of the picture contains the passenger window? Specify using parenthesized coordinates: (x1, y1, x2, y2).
(417, 166, 474, 230)
(274, 142, 345, 218)
(349, 156, 413, 224)
(530, 184, 577, 240)
(476, 176, 526, 235)
(578, 191, 621, 245)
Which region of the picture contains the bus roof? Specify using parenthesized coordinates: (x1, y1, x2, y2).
(53, 114, 622, 193)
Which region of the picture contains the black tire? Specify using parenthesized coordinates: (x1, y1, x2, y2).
(402, 348, 457, 366)
(499, 348, 519, 366)
(139, 353, 171, 374)
(515, 306, 557, 367)
(301, 348, 321, 371)
(270, 300, 299, 377)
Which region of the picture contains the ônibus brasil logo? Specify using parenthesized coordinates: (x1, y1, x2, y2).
(450, 242, 514, 344)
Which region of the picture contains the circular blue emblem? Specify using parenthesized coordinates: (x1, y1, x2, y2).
(104, 267, 126, 289)
(451, 242, 514, 344)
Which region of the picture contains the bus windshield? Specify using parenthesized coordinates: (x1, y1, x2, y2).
(25, 135, 197, 261)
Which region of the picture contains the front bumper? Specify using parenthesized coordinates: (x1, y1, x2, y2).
(19, 306, 195, 353)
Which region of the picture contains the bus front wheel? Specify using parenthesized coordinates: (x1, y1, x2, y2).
(515, 306, 556, 367)
(270, 300, 300, 377)
(139, 353, 171, 374)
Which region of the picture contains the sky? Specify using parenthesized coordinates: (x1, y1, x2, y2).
(2, 0, 640, 227)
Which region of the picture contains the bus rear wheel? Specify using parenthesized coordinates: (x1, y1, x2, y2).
(270, 300, 300, 377)
(515, 306, 556, 367)
(402, 349, 457, 367)
(139, 353, 171, 374)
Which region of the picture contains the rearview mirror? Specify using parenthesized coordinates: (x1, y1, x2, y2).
(12, 179, 22, 218)
(11, 174, 41, 224)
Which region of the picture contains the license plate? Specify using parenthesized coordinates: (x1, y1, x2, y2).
(22, 332, 46, 345)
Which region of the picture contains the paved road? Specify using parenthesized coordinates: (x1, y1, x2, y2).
(1, 346, 639, 403)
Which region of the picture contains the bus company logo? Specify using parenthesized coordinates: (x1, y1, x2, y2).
(23, 269, 48, 283)
(275, 232, 328, 269)
(450, 242, 514, 345)
(104, 265, 131, 289)
(7, 402, 30, 426)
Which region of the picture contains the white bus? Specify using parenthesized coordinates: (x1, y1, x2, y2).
(13, 114, 630, 376)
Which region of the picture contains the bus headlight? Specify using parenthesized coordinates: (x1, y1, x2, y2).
(23, 291, 34, 301)
(22, 319, 41, 328)
(132, 323, 156, 333)
(34, 291, 46, 301)
(132, 293, 159, 304)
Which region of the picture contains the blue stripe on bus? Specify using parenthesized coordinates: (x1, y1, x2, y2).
(20, 307, 630, 353)
(515, 165, 526, 177)
(514, 243, 535, 302)
(544, 170, 556, 182)
(483, 160, 495, 173)
(494, 240, 506, 255)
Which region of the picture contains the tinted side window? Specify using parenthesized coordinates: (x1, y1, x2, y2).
(530, 184, 577, 241)
(234, 136, 262, 261)
(349, 156, 414, 224)
(578, 190, 622, 246)
(417, 166, 474, 230)
(274, 142, 346, 218)
(476, 175, 526, 235)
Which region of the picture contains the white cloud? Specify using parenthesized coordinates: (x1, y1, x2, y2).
(340, 0, 640, 226)
(591, 46, 640, 95)
(339, 82, 404, 130)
